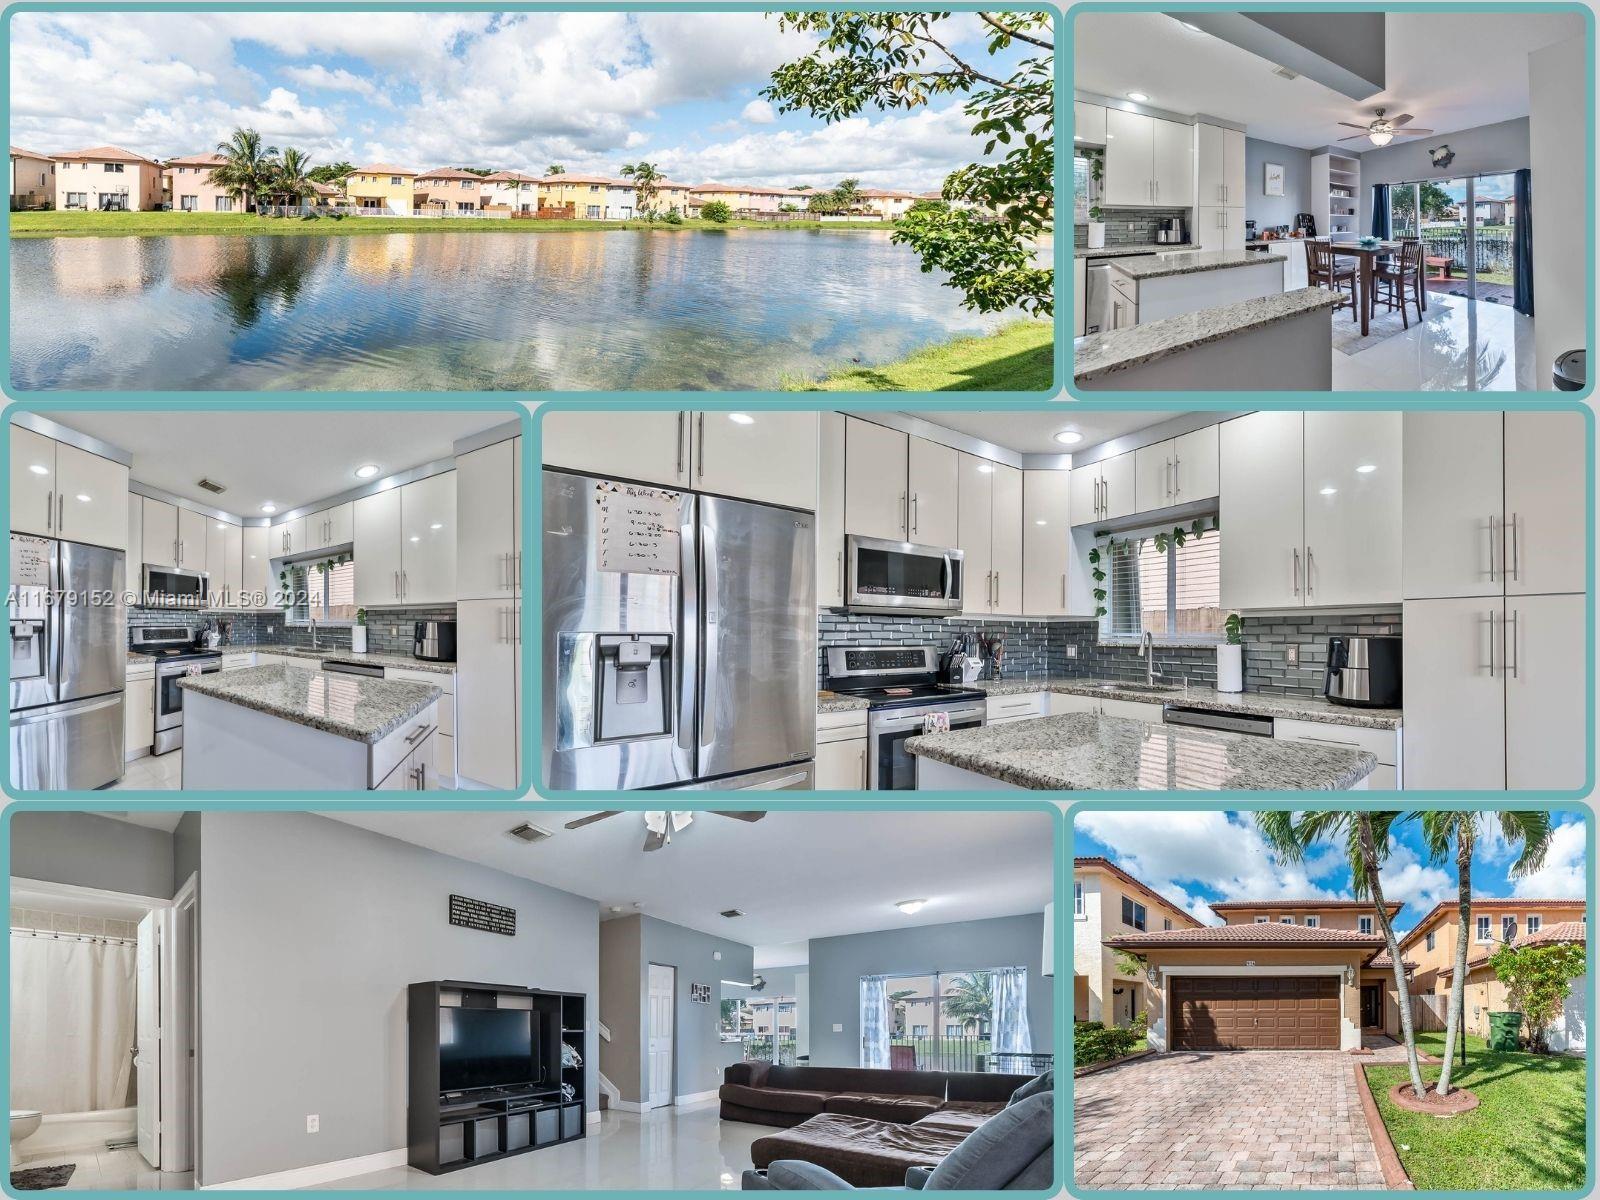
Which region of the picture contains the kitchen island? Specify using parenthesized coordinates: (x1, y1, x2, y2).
(906, 712, 1375, 791)
(1106, 249, 1285, 325)
(177, 663, 442, 790)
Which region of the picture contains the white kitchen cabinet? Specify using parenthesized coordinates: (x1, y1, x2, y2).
(272, 516, 306, 558)
(353, 486, 403, 608)
(844, 416, 909, 541)
(1267, 240, 1310, 290)
(1274, 718, 1401, 790)
(397, 470, 456, 605)
(456, 597, 518, 790)
(142, 498, 178, 568)
(1194, 123, 1244, 207)
(176, 506, 208, 572)
(456, 435, 520, 602)
(1134, 428, 1217, 514)
(1220, 410, 1305, 609)
(1069, 452, 1135, 526)
(1194, 204, 1245, 253)
(1151, 116, 1194, 207)
(205, 518, 228, 604)
(817, 412, 846, 608)
(1049, 692, 1101, 716)
(1402, 411, 1504, 600)
(1302, 411, 1401, 607)
(10, 426, 56, 538)
(1099, 698, 1165, 724)
(986, 692, 1044, 724)
(304, 502, 353, 552)
(815, 739, 867, 790)
(1504, 411, 1585, 597)
(991, 464, 1023, 613)
(221, 653, 253, 671)
(1073, 259, 1087, 338)
(907, 436, 958, 547)
(696, 411, 818, 512)
(126, 493, 142, 596)
(957, 452, 993, 616)
(222, 523, 242, 608)
(9, 430, 127, 551)
(240, 524, 271, 609)
(1401, 597, 1505, 790)
(1504, 592, 1585, 790)
(1073, 100, 1107, 146)
(124, 674, 154, 759)
(389, 666, 455, 787)
(1102, 108, 1154, 206)
(1069, 462, 1100, 527)
(542, 411, 689, 488)
(374, 725, 437, 790)
(1022, 470, 1072, 616)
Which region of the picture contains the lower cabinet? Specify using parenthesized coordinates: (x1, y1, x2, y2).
(374, 726, 437, 790)
(1048, 692, 1100, 716)
(1098, 698, 1164, 724)
(390, 667, 456, 788)
(815, 709, 868, 790)
(124, 672, 154, 759)
(985, 693, 1044, 725)
(1273, 718, 1401, 790)
(456, 598, 519, 789)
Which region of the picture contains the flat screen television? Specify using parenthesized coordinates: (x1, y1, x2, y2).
(439, 1007, 537, 1093)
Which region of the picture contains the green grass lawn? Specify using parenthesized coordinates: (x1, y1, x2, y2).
(7, 210, 891, 238)
(793, 320, 1054, 392)
(1365, 1031, 1586, 1190)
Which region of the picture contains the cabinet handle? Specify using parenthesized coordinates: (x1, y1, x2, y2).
(1173, 456, 1180, 496)
(676, 412, 686, 477)
(1508, 513, 1520, 581)
(912, 493, 919, 536)
(402, 569, 408, 599)
(58, 493, 65, 531)
(1488, 516, 1498, 582)
(1292, 548, 1301, 596)
(404, 723, 430, 745)
(1507, 609, 1519, 679)
(1487, 610, 1498, 677)
(993, 571, 1000, 607)
(900, 492, 908, 536)
(394, 570, 400, 599)
(1305, 546, 1314, 597)
(696, 412, 705, 479)
(837, 550, 844, 598)
(46, 490, 53, 532)
(1061, 573, 1067, 607)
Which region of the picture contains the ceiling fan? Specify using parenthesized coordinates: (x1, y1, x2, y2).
(1337, 108, 1434, 146)
(563, 810, 766, 852)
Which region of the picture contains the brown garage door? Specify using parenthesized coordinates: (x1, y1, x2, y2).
(1171, 976, 1339, 1050)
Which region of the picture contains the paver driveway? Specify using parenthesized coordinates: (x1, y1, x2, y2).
(1074, 1051, 1389, 1190)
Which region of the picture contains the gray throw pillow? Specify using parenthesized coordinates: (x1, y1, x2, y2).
(1008, 1070, 1053, 1107)
(926, 1091, 1053, 1190)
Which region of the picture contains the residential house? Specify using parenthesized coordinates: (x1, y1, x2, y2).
(688, 182, 802, 215)
(538, 175, 637, 219)
(481, 170, 541, 213)
(1397, 898, 1586, 1044)
(858, 188, 919, 219)
(342, 164, 417, 215)
(52, 145, 164, 211)
(1104, 896, 1405, 1051)
(646, 180, 695, 214)
(10, 145, 53, 209)
(1073, 857, 1202, 1028)
(308, 180, 342, 208)
(164, 152, 238, 212)
(1473, 196, 1514, 225)
(414, 167, 486, 213)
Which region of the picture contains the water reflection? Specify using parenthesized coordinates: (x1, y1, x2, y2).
(11, 229, 1046, 391)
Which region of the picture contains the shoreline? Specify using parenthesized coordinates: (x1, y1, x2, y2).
(790, 320, 1055, 393)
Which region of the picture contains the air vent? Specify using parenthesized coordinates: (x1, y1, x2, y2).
(507, 822, 552, 843)
(196, 478, 227, 494)
(1271, 65, 1299, 80)
(720, 908, 746, 919)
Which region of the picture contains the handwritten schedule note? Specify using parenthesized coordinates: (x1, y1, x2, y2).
(10, 535, 51, 589)
(595, 482, 681, 576)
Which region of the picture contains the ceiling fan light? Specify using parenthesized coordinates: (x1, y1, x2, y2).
(895, 898, 928, 915)
(1368, 130, 1394, 147)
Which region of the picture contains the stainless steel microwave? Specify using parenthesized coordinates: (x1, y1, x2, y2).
(142, 564, 208, 608)
(845, 534, 964, 616)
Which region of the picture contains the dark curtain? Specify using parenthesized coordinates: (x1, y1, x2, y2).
(1370, 184, 1391, 239)
(1513, 168, 1534, 316)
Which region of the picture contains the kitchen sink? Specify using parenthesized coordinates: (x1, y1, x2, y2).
(1093, 682, 1183, 695)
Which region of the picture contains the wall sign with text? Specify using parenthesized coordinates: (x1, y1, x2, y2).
(449, 893, 517, 936)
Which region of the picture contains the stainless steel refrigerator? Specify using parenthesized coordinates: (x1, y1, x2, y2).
(9, 533, 126, 790)
(543, 469, 816, 791)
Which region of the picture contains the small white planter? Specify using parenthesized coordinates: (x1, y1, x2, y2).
(1087, 221, 1106, 249)
(1216, 643, 1243, 693)
(351, 626, 368, 654)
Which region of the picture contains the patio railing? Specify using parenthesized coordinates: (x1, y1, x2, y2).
(1415, 230, 1514, 275)
(739, 1035, 799, 1065)
(888, 1035, 992, 1073)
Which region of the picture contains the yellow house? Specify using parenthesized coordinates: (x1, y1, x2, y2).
(10, 145, 54, 208)
(1073, 857, 1201, 1027)
(342, 164, 417, 215)
(537, 175, 637, 219)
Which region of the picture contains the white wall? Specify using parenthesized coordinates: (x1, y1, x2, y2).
(1529, 38, 1587, 388)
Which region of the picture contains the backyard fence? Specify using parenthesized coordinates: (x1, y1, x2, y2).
(1418, 229, 1514, 276)
(1411, 993, 1450, 1032)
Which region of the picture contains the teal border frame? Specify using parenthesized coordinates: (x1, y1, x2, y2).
(0, 0, 1067, 401)
(0, 798, 1067, 1197)
(1063, 1, 1596, 402)
(0, 397, 537, 800)
(1065, 800, 1596, 1199)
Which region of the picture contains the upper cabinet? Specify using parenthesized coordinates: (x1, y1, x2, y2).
(1073, 101, 1107, 146)
(543, 412, 689, 489)
(353, 472, 456, 607)
(456, 435, 522, 602)
(9, 426, 128, 552)
(1022, 470, 1072, 617)
(1134, 426, 1219, 513)
(1193, 123, 1245, 207)
(1503, 411, 1585, 597)
(1402, 411, 1504, 600)
(906, 436, 959, 547)
(957, 454, 1021, 616)
(816, 413, 846, 608)
(142, 498, 178, 568)
(303, 502, 353, 553)
(1069, 451, 1134, 525)
(177, 507, 208, 572)
(1103, 109, 1192, 207)
(240, 525, 272, 609)
(272, 516, 306, 558)
(125, 494, 142, 594)
(1220, 410, 1308, 610)
(844, 416, 910, 541)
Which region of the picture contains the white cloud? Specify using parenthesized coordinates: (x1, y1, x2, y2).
(741, 99, 776, 125)
(279, 64, 384, 102)
(1510, 818, 1587, 898)
(1375, 836, 1455, 914)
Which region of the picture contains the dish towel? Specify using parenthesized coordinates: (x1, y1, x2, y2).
(923, 712, 951, 734)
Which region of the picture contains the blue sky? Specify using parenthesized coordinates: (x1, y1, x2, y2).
(10, 10, 1038, 190)
(1074, 810, 1588, 935)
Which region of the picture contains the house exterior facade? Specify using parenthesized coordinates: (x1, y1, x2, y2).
(10, 146, 54, 208)
(481, 170, 540, 213)
(1073, 857, 1202, 1028)
(164, 152, 238, 212)
(414, 167, 486, 213)
(647, 181, 695, 214)
(538, 175, 637, 219)
(53, 145, 164, 211)
(689, 183, 802, 214)
(343, 164, 417, 215)
(858, 188, 919, 219)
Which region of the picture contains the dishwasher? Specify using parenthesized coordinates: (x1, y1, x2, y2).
(1162, 705, 1275, 737)
(322, 659, 385, 679)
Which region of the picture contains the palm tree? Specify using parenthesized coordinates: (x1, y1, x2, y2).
(620, 162, 663, 212)
(546, 164, 566, 176)
(268, 148, 317, 212)
(941, 972, 994, 1034)
(309, 161, 354, 185)
(1256, 811, 1428, 1099)
(209, 127, 279, 214)
(1420, 811, 1551, 1095)
(833, 178, 864, 214)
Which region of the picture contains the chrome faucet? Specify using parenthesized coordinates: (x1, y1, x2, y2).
(1139, 630, 1155, 686)
(309, 617, 320, 649)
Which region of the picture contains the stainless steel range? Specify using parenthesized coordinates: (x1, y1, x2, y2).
(823, 646, 986, 790)
(130, 626, 221, 754)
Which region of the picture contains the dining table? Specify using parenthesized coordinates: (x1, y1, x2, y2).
(1322, 239, 1418, 336)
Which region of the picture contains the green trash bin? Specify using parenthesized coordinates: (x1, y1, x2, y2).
(1488, 1011, 1523, 1051)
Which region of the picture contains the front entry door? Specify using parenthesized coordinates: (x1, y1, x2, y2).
(647, 963, 675, 1109)
(135, 912, 161, 1168)
(1361, 984, 1382, 1028)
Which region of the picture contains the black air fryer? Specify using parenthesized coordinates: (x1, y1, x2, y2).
(413, 620, 457, 663)
(1323, 636, 1401, 708)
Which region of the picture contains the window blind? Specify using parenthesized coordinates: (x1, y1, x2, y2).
(1100, 521, 1224, 642)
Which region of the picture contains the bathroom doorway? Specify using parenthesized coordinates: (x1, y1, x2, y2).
(9, 875, 198, 1190)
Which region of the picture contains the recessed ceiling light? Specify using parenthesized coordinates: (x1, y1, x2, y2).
(728, 413, 755, 425)
(1320, 486, 1338, 496)
(354, 464, 381, 479)
(1127, 92, 1149, 103)
(1356, 463, 1377, 474)
(260, 503, 277, 513)
(895, 898, 928, 915)
(1053, 429, 1083, 445)
(28, 464, 48, 475)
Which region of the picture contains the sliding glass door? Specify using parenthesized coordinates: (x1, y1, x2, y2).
(1386, 174, 1518, 304)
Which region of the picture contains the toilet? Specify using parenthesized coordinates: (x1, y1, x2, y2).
(10, 1110, 43, 1167)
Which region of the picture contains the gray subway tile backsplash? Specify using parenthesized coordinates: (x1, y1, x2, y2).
(128, 605, 457, 656)
(1074, 207, 1193, 247)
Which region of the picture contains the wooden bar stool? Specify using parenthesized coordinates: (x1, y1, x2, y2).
(1305, 240, 1358, 322)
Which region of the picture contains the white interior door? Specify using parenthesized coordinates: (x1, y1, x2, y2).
(647, 964, 675, 1109)
(135, 912, 161, 1169)
(161, 884, 196, 1173)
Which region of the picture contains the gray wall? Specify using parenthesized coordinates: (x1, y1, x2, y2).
(196, 813, 599, 1186)
(8, 811, 175, 899)
(172, 812, 200, 895)
(1358, 117, 1529, 189)
(1244, 138, 1313, 230)
(598, 916, 643, 1103)
(639, 915, 754, 1101)
(808, 914, 1053, 1069)
(749, 963, 811, 1061)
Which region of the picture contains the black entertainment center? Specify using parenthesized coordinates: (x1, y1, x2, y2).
(407, 980, 588, 1174)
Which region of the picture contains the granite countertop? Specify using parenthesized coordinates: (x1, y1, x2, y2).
(964, 678, 1400, 731)
(1107, 249, 1285, 280)
(818, 691, 872, 714)
(1073, 287, 1345, 383)
(128, 645, 455, 675)
(905, 713, 1377, 791)
(177, 663, 442, 744)
(1074, 243, 1187, 260)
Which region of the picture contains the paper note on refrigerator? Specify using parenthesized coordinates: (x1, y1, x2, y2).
(594, 482, 681, 575)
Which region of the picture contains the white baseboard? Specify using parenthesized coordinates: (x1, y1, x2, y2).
(673, 1089, 719, 1106)
(612, 1099, 648, 1113)
(201, 1147, 407, 1190)
(587, 1110, 602, 1125)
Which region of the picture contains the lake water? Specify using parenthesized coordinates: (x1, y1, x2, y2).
(10, 228, 1040, 391)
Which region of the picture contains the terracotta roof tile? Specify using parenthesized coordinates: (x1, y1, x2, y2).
(416, 167, 485, 181)
(165, 153, 227, 167)
(1367, 953, 1417, 969)
(1445, 919, 1588, 974)
(351, 163, 417, 176)
(1106, 923, 1386, 949)
(1397, 898, 1587, 952)
(53, 145, 159, 165)
(11, 145, 50, 160)
(1211, 899, 1402, 914)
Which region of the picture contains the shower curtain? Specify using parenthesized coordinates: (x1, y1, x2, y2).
(9, 933, 137, 1114)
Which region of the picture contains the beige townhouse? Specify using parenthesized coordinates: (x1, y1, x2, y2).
(342, 164, 417, 215)
(480, 170, 540, 213)
(52, 145, 164, 211)
(10, 145, 54, 208)
(414, 167, 486, 213)
(164, 152, 240, 212)
(858, 188, 919, 219)
(1073, 857, 1201, 1028)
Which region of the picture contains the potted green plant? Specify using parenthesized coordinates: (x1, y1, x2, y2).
(352, 607, 368, 654)
(1086, 152, 1106, 248)
(1218, 612, 1244, 693)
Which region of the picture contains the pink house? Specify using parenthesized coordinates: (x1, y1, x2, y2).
(164, 152, 241, 212)
(689, 182, 803, 214)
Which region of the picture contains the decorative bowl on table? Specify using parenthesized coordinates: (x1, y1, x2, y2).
(1357, 236, 1381, 248)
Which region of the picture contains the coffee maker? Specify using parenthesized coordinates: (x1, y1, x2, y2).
(1294, 212, 1318, 238)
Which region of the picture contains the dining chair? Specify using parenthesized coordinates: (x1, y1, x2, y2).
(1304, 240, 1358, 322)
(1375, 238, 1425, 328)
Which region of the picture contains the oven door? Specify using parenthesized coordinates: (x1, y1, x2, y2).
(155, 659, 219, 730)
(143, 565, 208, 608)
(868, 702, 986, 790)
(846, 535, 962, 616)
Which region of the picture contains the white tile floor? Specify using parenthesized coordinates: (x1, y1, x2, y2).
(12, 1146, 192, 1190)
(1331, 291, 1538, 391)
(108, 750, 182, 790)
(317, 1103, 767, 1191)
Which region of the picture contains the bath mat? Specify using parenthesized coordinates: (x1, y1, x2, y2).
(10, 1163, 77, 1190)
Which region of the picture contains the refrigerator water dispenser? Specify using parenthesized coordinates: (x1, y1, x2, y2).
(594, 634, 672, 742)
